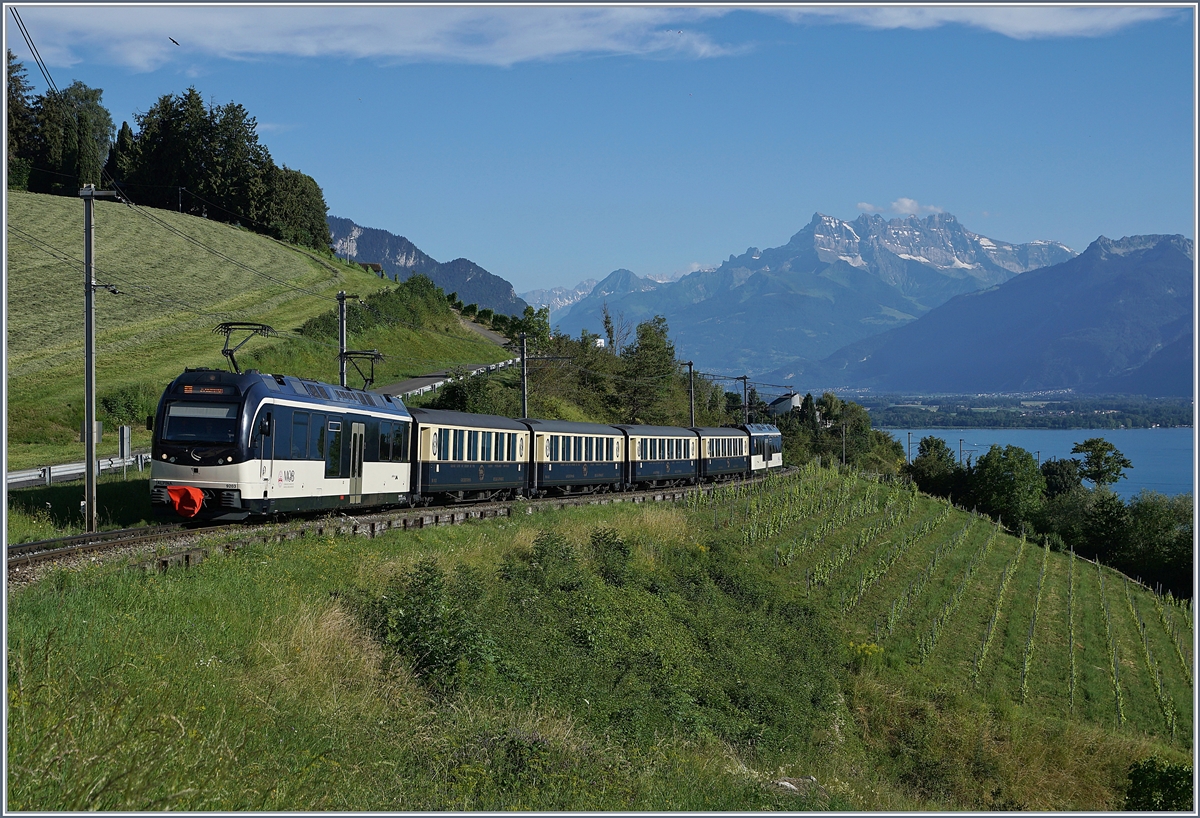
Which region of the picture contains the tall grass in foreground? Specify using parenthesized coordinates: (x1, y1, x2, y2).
(8, 464, 1191, 811)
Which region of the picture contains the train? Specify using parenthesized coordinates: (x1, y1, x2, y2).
(149, 368, 783, 521)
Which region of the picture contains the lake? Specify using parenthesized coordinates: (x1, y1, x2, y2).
(886, 427, 1194, 500)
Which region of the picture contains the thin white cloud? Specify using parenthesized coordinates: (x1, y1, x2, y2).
(771, 6, 1179, 40)
(858, 198, 944, 216)
(892, 197, 943, 215)
(11, 5, 1177, 73)
(14, 6, 731, 72)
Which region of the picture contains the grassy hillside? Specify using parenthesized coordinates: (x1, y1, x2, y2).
(6, 191, 508, 470)
(8, 466, 1191, 810)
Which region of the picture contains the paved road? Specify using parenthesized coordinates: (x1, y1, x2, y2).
(374, 358, 520, 400)
(373, 317, 517, 399)
(457, 316, 511, 346)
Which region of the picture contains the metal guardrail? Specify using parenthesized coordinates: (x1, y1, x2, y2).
(400, 357, 519, 399)
(7, 453, 151, 489)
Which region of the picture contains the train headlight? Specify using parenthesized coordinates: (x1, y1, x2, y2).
(161, 453, 167, 460)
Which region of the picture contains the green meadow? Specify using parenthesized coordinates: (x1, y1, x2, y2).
(7, 466, 1191, 810)
(6, 191, 508, 472)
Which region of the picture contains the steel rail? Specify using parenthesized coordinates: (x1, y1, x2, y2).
(7, 524, 230, 568)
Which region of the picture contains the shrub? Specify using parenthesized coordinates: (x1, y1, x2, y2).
(588, 527, 630, 587)
(359, 558, 492, 694)
(1124, 757, 1192, 811)
(97, 381, 163, 426)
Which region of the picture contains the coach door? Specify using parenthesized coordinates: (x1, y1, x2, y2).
(258, 410, 274, 484)
(350, 422, 365, 503)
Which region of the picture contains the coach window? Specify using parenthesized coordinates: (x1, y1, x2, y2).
(325, 419, 343, 477)
(311, 413, 327, 461)
(379, 422, 392, 461)
(452, 429, 465, 461)
(468, 430, 479, 461)
(392, 421, 410, 461)
(272, 409, 292, 458)
(550, 435, 560, 462)
(291, 412, 310, 459)
(585, 437, 594, 461)
(482, 431, 492, 461)
(437, 430, 450, 461)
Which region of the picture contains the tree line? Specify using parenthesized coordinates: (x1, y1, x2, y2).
(429, 301, 907, 474)
(906, 436, 1192, 598)
(6, 51, 330, 250)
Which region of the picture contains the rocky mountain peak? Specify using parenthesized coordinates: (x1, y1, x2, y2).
(1084, 234, 1193, 261)
(592, 268, 658, 298)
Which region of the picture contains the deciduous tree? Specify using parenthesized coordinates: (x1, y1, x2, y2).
(969, 444, 1046, 533)
(1071, 437, 1132, 488)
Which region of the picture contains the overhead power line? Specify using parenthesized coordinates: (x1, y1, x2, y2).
(9, 8, 59, 95)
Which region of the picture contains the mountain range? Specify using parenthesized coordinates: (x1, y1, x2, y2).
(788, 234, 1194, 396)
(519, 279, 598, 316)
(555, 212, 1076, 375)
(327, 216, 528, 316)
(327, 211, 1190, 397)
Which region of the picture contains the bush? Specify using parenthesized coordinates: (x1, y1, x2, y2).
(588, 527, 630, 587)
(353, 558, 492, 694)
(1124, 757, 1192, 811)
(98, 381, 162, 426)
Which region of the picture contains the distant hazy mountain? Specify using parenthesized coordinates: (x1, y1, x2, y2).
(555, 212, 1075, 373)
(795, 234, 1193, 396)
(328, 216, 528, 316)
(520, 278, 597, 317)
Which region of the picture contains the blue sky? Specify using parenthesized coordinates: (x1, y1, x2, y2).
(7, 4, 1195, 292)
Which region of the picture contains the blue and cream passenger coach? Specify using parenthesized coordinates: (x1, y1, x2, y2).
(407, 407, 529, 501)
(615, 424, 699, 487)
(523, 418, 624, 495)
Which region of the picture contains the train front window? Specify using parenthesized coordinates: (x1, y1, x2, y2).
(163, 402, 239, 444)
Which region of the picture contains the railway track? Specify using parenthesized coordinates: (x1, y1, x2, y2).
(6, 523, 230, 568)
(8, 477, 763, 575)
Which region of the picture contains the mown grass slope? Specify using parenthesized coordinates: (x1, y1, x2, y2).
(8, 466, 1191, 810)
(6, 191, 508, 470)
